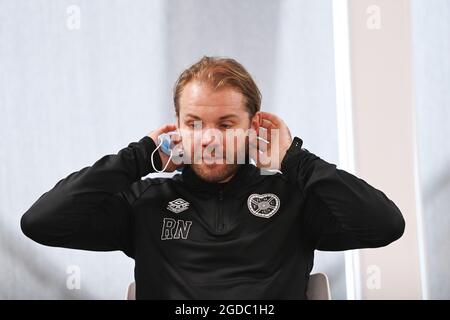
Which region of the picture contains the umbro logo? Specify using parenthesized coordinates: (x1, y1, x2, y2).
(163, 198, 192, 240)
(167, 198, 190, 213)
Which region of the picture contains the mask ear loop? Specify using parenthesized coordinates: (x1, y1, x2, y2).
(257, 136, 270, 154)
(151, 138, 174, 173)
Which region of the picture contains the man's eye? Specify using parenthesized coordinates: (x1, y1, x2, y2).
(220, 123, 233, 129)
(187, 122, 201, 129)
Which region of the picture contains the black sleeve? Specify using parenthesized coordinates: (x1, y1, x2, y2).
(281, 137, 405, 251)
(20, 136, 162, 258)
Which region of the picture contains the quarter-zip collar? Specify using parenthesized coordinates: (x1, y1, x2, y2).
(181, 162, 259, 196)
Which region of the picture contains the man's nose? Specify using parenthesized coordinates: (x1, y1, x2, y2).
(201, 128, 220, 147)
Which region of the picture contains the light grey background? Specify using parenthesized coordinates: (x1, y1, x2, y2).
(0, 0, 343, 299)
(411, 0, 450, 299)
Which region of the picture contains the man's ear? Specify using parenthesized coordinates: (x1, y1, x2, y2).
(248, 113, 260, 156)
(251, 112, 260, 132)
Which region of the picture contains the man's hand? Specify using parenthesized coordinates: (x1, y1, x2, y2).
(250, 112, 293, 170)
(148, 124, 183, 172)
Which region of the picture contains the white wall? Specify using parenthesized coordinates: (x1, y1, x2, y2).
(411, 0, 450, 300)
(346, 0, 422, 299)
(0, 0, 344, 299)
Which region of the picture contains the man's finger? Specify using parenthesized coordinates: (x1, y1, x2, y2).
(258, 112, 282, 126)
(170, 133, 182, 143)
(260, 118, 278, 129)
(159, 124, 177, 134)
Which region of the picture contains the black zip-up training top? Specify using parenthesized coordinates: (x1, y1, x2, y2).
(21, 136, 405, 299)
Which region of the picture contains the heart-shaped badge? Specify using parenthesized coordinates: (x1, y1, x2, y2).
(247, 193, 280, 218)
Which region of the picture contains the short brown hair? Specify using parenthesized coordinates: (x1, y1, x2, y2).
(173, 56, 262, 117)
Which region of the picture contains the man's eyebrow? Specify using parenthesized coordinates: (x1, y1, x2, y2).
(183, 113, 239, 120)
(184, 113, 202, 120)
(218, 114, 239, 120)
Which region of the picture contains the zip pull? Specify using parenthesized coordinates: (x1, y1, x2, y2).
(217, 187, 224, 231)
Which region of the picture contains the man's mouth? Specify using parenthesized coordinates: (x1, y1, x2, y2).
(193, 155, 225, 163)
(202, 157, 223, 162)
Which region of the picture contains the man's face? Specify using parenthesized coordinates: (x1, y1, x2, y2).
(177, 81, 253, 183)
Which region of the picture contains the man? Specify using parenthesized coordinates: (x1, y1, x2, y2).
(21, 56, 405, 299)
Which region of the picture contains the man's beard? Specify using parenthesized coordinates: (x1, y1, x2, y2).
(190, 162, 240, 183)
(187, 139, 250, 183)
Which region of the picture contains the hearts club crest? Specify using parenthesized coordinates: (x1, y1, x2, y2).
(247, 193, 280, 218)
